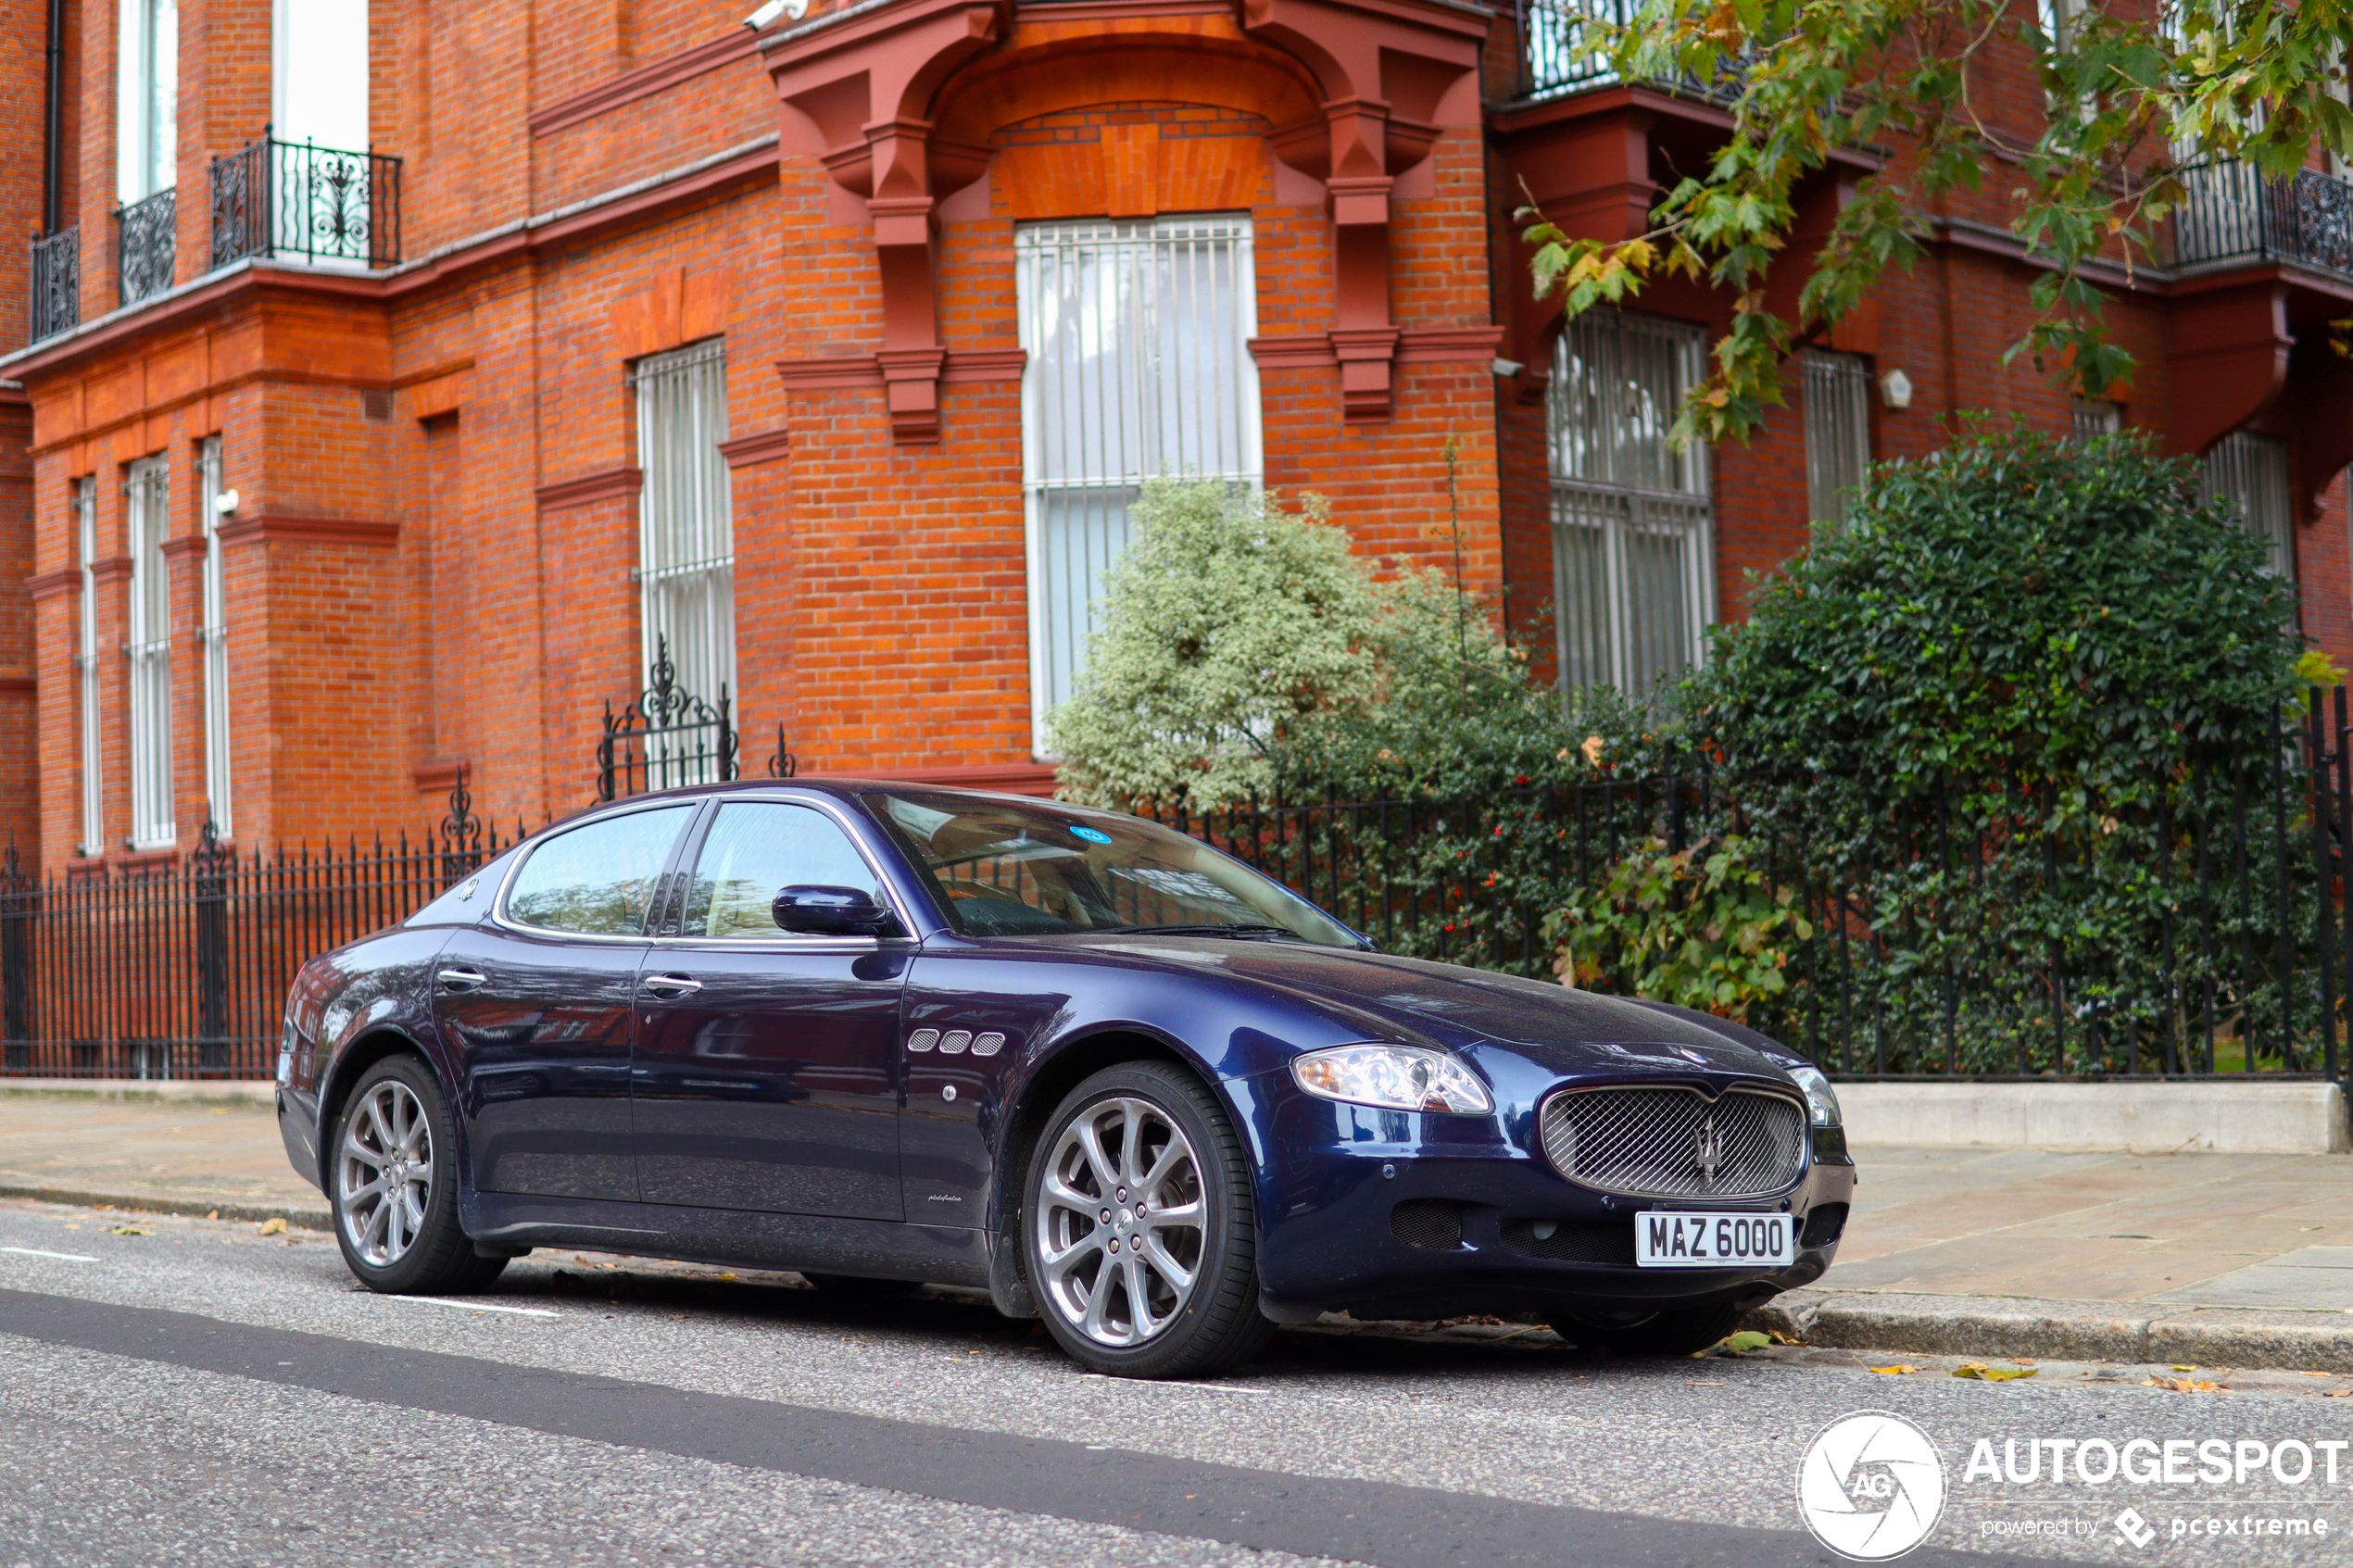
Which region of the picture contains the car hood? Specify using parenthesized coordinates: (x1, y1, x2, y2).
(1067, 936, 1796, 1080)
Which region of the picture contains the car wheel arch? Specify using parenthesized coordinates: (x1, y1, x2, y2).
(314, 1028, 448, 1189)
(985, 1028, 1236, 1319)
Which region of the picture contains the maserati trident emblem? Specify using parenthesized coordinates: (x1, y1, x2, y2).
(1694, 1114, 1725, 1184)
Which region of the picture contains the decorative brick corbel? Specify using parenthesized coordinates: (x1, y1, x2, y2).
(765, 0, 1004, 443)
(1246, 0, 1483, 422)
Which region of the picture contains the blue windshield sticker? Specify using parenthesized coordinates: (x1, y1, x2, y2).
(1070, 826, 1114, 844)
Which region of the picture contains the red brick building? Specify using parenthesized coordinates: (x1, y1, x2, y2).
(3, 0, 2349, 873)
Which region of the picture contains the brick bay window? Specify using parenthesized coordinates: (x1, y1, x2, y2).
(74, 479, 102, 855)
(1546, 307, 1714, 698)
(2200, 430, 2296, 578)
(124, 456, 174, 849)
(632, 337, 736, 782)
(1015, 215, 1263, 751)
(1802, 348, 1875, 528)
(197, 436, 232, 833)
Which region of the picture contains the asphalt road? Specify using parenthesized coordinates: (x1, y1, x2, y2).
(1, 1199, 2348, 1568)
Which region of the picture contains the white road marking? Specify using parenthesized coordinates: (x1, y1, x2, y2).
(1080, 1374, 1273, 1394)
(0, 1246, 99, 1261)
(392, 1296, 560, 1319)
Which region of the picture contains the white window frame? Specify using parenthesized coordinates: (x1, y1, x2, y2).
(75, 479, 103, 856)
(125, 456, 174, 849)
(2071, 398, 2123, 438)
(197, 436, 231, 834)
(631, 337, 736, 784)
(116, 0, 178, 202)
(1545, 307, 1716, 697)
(1015, 213, 1263, 753)
(2201, 430, 2296, 579)
(1802, 348, 1875, 528)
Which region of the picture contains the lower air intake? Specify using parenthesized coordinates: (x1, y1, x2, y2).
(1390, 1198, 1465, 1250)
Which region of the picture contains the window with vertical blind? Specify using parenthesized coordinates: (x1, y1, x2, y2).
(1802, 349, 1875, 527)
(197, 436, 231, 834)
(632, 337, 735, 782)
(1546, 307, 1715, 698)
(75, 479, 102, 856)
(1016, 215, 1262, 750)
(116, 0, 178, 201)
(2201, 430, 2295, 578)
(125, 456, 174, 848)
(2071, 399, 2122, 439)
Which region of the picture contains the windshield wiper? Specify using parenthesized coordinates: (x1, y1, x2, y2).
(1087, 922, 1306, 941)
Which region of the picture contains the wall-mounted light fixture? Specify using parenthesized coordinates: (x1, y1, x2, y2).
(743, 0, 808, 30)
(1491, 358, 1523, 378)
(1879, 368, 1914, 410)
(213, 488, 240, 516)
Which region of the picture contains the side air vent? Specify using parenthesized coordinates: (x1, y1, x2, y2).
(908, 1029, 939, 1052)
(1390, 1198, 1465, 1250)
(972, 1031, 1006, 1057)
(939, 1030, 973, 1054)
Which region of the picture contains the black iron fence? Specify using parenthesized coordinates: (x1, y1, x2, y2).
(115, 188, 175, 307)
(210, 132, 404, 270)
(595, 639, 740, 802)
(1154, 691, 2353, 1082)
(29, 226, 76, 344)
(0, 784, 512, 1082)
(2174, 159, 2353, 278)
(1516, 0, 1748, 102)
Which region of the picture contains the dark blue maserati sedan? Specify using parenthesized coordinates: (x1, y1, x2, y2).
(275, 782, 1854, 1378)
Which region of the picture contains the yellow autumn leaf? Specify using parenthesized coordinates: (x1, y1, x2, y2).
(1870, 1364, 1918, 1375)
(256, 1217, 288, 1236)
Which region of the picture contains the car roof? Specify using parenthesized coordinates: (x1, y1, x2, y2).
(595, 777, 1087, 811)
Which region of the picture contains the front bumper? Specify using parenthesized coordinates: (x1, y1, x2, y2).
(1245, 1072, 1855, 1321)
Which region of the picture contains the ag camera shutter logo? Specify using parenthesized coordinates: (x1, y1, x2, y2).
(1797, 1411, 1947, 1560)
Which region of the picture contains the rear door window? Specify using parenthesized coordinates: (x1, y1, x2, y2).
(505, 806, 695, 935)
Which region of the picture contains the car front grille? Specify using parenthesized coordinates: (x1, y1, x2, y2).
(1538, 1085, 1806, 1199)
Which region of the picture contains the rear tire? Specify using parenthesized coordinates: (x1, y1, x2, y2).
(1025, 1062, 1274, 1380)
(330, 1055, 507, 1296)
(1548, 1300, 1746, 1357)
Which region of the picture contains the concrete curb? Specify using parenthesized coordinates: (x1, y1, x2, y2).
(0, 1185, 331, 1231)
(1837, 1081, 2350, 1154)
(1746, 1288, 2353, 1374)
(0, 1078, 277, 1107)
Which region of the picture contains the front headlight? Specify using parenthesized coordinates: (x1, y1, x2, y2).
(1290, 1044, 1494, 1116)
(1788, 1064, 1841, 1126)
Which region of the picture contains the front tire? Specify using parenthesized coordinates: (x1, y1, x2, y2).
(1026, 1062, 1273, 1379)
(331, 1055, 506, 1296)
(1549, 1300, 1747, 1357)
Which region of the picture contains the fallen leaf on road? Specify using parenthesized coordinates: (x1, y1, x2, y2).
(1686, 1380, 1727, 1386)
(1711, 1331, 1773, 1355)
(2171, 1364, 2200, 1372)
(2009, 1359, 2036, 1367)
(1870, 1365, 1918, 1375)
(2146, 1376, 2221, 1392)
(2323, 1390, 2351, 1399)
(256, 1218, 287, 1236)
(107, 1225, 151, 1236)
(1953, 1362, 2036, 1381)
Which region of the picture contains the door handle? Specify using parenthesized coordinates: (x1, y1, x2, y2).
(435, 967, 487, 994)
(639, 973, 703, 998)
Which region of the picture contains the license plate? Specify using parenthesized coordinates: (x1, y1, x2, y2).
(1635, 1210, 1796, 1268)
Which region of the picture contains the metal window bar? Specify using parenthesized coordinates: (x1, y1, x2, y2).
(2175, 160, 2353, 278)
(116, 187, 176, 307)
(2071, 399, 2122, 439)
(210, 133, 406, 271)
(124, 458, 174, 849)
(74, 479, 101, 856)
(197, 436, 232, 834)
(1545, 308, 1714, 697)
(631, 338, 735, 788)
(30, 227, 78, 344)
(2200, 429, 2296, 579)
(1516, 0, 1749, 102)
(1802, 349, 1874, 527)
(1016, 214, 1263, 749)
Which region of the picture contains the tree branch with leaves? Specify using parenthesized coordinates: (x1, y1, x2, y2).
(1521, 0, 2353, 445)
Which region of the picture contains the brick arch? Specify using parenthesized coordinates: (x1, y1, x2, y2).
(985, 102, 1276, 223)
(932, 37, 1320, 147)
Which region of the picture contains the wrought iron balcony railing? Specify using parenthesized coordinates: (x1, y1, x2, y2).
(210, 133, 404, 271)
(1518, 0, 1747, 103)
(116, 188, 176, 307)
(29, 227, 78, 344)
(2175, 160, 2353, 278)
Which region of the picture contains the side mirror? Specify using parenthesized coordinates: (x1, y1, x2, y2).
(773, 884, 894, 936)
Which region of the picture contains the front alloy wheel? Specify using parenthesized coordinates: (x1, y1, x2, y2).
(1026, 1063, 1273, 1379)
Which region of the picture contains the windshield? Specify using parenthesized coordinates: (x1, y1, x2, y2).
(864, 791, 1362, 946)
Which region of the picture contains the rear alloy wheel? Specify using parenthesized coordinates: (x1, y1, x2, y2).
(332, 1056, 507, 1296)
(1548, 1300, 1748, 1357)
(1026, 1063, 1273, 1379)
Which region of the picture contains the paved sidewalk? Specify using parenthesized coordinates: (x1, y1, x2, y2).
(5, 1086, 2350, 1367)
